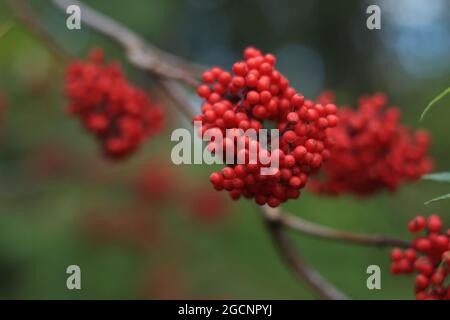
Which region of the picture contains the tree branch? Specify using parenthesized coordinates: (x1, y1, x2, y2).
(159, 80, 197, 120)
(52, 0, 205, 87)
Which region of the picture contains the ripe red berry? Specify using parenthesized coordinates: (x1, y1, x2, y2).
(415, 238, 432, 252)
(246, 91, 260, 104)
(427, 214, 442, 233)
(415, 274, 429, 290)
(391, 248, 403, 261)
(408, 216, 427, 233)
(405, 249, 416, 261)
(293, 146, 307, 160)
(287, 112, 299, 123)
(202, 71, 214, 83)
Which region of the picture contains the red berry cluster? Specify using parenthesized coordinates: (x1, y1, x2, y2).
(65, 49, 163, 159)
(390, 215, 450, 300)
(310, 92, 433, 196)
(193, 47, 338, 207)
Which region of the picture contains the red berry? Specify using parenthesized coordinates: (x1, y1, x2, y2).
(408, 216, 426, 233)
(391, 248, 403, 261)
(415, 274, 429, 290)
(197, 85, 211, 98)
(202, 71, 214, 83)
(287, 112, 299, 123)
(247, 91, 260, 104)
(427, 215, 442, 233)
(415, 238, 432, 252)
(405, 249, 417, 261)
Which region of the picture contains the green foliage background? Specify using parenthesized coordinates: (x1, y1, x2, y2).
(0, 0, 449, 299)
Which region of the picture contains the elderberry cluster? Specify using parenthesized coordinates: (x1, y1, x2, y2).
(193, 47, 338, 207)
(390, 215, 450, 300)
(310, 92, 433, 196)
(65, 49, 163, 159)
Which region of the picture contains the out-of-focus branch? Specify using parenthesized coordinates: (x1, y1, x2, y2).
(262, 206, 410, 248)
(262, 206, 349, 300)
(8, 0, 72, 62)
(52, 0, 205, 86)
(159, 80, 197, 120)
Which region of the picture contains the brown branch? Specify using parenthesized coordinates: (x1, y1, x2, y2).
(262, 206, 410, 249)
(8, 0, 72, 63)
(52, 0, 205, 86)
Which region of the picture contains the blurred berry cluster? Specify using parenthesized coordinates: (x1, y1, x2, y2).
(311, 92, 433, 196)
(65, 49, 163, 158)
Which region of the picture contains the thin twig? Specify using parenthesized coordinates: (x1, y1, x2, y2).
(52, 0, 205, 86)
(159, 79, 197, 120)
(262, 206, 410, 248)
(8, 0, 72, 62)
(11, 0, 411, 300)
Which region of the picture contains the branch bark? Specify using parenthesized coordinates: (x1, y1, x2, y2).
(52, 0, 205, 86)
(262, 206, 410, 248)
(261, 206, 349, 300)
